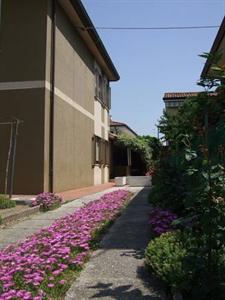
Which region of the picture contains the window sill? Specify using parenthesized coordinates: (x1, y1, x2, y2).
(92, 163, 101, 167)
(92, 163, 109, 168)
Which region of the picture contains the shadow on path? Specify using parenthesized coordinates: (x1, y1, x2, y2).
(66, 188, 167, 300)
(88, 281, 161, 299)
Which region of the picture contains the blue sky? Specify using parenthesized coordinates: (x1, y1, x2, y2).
(82, 0, 225, 136)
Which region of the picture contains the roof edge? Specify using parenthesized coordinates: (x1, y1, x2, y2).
(163, 92, 201, 100)
(163, 91, 217, 101)
(70, 0, 120, 81)
(201, 16, 225, 78)
(110, 121, 138, 137)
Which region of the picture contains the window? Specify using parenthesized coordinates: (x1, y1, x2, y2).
(92, 136, 110, 166)
(96, 137, 100, 163)
(92, 136, 101, 165)
(95, 68, 111, 109)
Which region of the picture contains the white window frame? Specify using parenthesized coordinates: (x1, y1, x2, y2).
(95, 138, 100, 163)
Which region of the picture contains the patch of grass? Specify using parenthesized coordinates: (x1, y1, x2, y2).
(0, 194, 16, 209)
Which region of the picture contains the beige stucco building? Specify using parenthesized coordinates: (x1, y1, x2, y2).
(0, 0, 119, 194)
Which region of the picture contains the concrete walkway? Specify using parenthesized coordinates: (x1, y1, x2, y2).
(0, 186, 121, 250)
(66, 188, 166, 300)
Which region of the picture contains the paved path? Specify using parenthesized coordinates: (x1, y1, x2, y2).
(13, 182, 115, 203)
(0, 187, 124, 250)
(66, 188, 166, 300)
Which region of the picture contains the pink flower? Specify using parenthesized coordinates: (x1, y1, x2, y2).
(59, 280, 66, 285)
(0, 190, 129, 298)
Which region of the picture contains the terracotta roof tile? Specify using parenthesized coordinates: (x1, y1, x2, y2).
(163, 91, 217, 100)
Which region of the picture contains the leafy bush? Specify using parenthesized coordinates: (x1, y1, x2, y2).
(31, 192, 62, 212)
(149, 156, 187, 213)
(145, 231, 190, 293)
(0, 195, 16, 209)
(148, 53, 225, 298)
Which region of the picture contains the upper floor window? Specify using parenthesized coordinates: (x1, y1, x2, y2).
(95, 67, 111, 109)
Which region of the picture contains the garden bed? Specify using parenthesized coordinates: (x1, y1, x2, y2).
(0, 205, 40, 226)
(0, 189, 132, 299)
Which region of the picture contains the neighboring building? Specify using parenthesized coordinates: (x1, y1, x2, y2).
(0, 0, 119, 194)
(201, 16, 225, 78)
(163, 92, 200, 115)
(110, 120, 138, 137)
(163, 91, 217, 115)
(109, 120, 145, 178)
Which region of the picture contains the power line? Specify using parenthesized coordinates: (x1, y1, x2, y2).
(77, 25, 219, 31)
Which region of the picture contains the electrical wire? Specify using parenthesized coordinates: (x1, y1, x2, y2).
(77, 25, 220, 31)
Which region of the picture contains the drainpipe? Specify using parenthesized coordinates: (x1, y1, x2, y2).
(49, 0, 56, 192)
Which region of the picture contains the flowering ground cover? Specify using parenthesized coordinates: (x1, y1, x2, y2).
(0, 190, 130, 300)
(30, 193, 62, 212)
(149, 208, 177, 236)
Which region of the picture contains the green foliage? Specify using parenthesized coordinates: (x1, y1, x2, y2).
(149, 52, 225, 298)
(145, 231, 190, 292)
(149, 155, 186, 212)
(116, 134, 160, 168)
(0, 195, 16, 209)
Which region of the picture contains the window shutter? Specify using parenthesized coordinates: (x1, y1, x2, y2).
(96, 137, 100, 163)
(92, 136, 95, 165)
(105, 141, 110, 165)
(108, 86, 111, 109)
(99, 75, 103, 100)
(95, 71, 99, 97)
(103, 78, 108, 106)
(100, 139, 104, 165)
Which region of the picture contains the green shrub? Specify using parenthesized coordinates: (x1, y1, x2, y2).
(0, 215, 2, 225)
(145, 231, 191, 293)
(0, 195, 16, 209)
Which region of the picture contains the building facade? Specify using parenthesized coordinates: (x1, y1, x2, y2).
(163, 92, 198, 115)
(0, 0, 119, 194)
(163, 92, 217, 115)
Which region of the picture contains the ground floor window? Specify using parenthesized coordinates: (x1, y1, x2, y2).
(92, 136, 109, 166)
